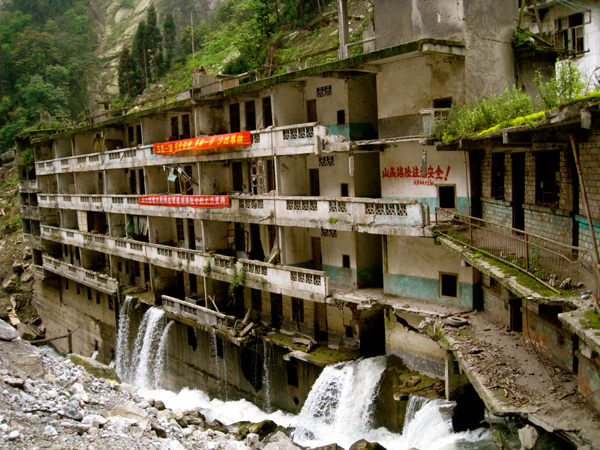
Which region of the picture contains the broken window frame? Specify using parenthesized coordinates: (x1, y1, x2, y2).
(535, 150, 560, 207)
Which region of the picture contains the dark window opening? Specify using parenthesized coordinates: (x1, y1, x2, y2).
(287, 359, 298, 387)
(262, 97, 273, 128)
(433, 98, 453, 109)
(342, 254, 350, 268)
(292, 298, 304, 323)
(251, 289, 262, 312)
(345, 325, 354, 338)
(136, 125, 142, 145)
(341, 183, 349, 197)
(266, 159, 276, 193)
(87, 287, 92, 301)
(245, 101, 256, 131)
(267, 225, 276, 250)
(337, 109, 346, 125)
(234, 222, 246, 252)
(556, 13, 585, 53)
(170, 116, 179, 137)
(491, 153, 505, 200)
(65, 278, 69, 290)
(182, 114, 190, 138)
(128, 126, 134, 145)
(440, 273, 458, 298)
(232, 162, 244, 192)
(176, 219, 185, 242)
(230, 103, 241, 133)
(307, 99, 317, 123)
(216, 336, 224, 358)
(187, 325, 198, 351)
(108, 296, 114, 310)
(76, 284, 80, 295)
(438, 185, 456, 209)
(96, 291, 101, 305)
(117, 262, 122, 272)
(536, 151, 560, 207)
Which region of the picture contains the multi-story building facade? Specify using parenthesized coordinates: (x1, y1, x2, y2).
(28, 0, 600, 435)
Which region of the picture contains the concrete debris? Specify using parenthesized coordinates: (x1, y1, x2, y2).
(559, 278, 572, 290)
(518, 425, 539, 449)
(0, 319, 19, 341)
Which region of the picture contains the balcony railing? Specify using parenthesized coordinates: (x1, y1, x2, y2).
(435, 207, 598, 294)
(42, 255, 118, 294)
(37, 193, 428, 233)
(21, 206, 40, 220)
(162, 295, 236, 333)
(34, 124, 329, 176)
(18, 179, 39, 192)
(40, 225, 330, 301)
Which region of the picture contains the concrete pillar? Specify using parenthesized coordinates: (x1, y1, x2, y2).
(337, 0, 350, 59)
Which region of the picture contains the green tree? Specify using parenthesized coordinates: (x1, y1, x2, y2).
(146, 4, 162, 80)
(163, 12, 176, 71)
(118, 46, 135, 97)
(132, 20, 149, 90)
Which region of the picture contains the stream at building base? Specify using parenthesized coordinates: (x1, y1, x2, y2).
(117, 305, 510, 450)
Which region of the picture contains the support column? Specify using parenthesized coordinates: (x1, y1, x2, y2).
(337, 0, 350, 59)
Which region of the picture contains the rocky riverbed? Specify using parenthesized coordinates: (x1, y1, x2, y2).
(0, 319, 388, 450)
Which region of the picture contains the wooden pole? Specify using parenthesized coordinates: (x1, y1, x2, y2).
(570, 135, 600, 307)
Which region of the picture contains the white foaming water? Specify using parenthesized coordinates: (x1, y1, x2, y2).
(139, 386, 294, 427)
(115, 305, 171, 389)
(262, 340, 273, 411)
(154, 320, 174, 387)
(134, 308, 167, 388)
(115, 295, 133, 381)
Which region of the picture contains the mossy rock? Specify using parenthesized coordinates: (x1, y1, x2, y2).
(248, 419, 278, 440)
(68, 354, 119, 381)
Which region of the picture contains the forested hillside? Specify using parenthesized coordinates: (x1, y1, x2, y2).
(0, 0, 99, 152)
(0, 0, 372, 154)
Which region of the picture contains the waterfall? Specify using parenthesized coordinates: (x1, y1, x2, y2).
(115, 296, 133, 382)
(293, 356, 386, 448)
(262, 340, 273, 412)
(115, 304, 170, 389)
(134, 308, 167, 388)
(293, 356, 490, 450)
(154, 320, 174, 388)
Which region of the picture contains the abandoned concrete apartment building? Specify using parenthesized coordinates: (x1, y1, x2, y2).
(14, 0, 600, 432)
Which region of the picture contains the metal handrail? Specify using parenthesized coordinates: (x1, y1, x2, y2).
(435, 207, 599, 294)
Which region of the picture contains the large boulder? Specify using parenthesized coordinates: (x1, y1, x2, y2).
(107, 402, 149, 429)
(263, 431, 301, 450)
(0, 338, 44, 378)
(68, 354, 119, 381)
(248, 420, 278, 440)
(349, 440, 387, 450)
(0, 319, 19, 341)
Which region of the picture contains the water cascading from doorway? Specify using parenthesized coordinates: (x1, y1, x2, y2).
(293, 356, 491, 450)
(115, 303, 172, 389)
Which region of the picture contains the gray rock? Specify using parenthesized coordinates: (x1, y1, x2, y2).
(20, 271, 33, 284)
(0, 319, 19, 341)
(248, 420, 277, 440)
(0, 339, 44, 378)
(349, 440, 387, 450)
(67, 354, 119, 381)
(107, 402, 149, 428)
(58, 402, 83, 421)
(151, 421, 168, 438)
(82, 414, 107, 428)
(11, 261, 24, 274)
(43, 425, 58, 437)
(8, 429, 19, 440)
(3, 375, 24, 387)
(60, 420, 90, 434)
(518, 425, 538, 450)
(2, 274, 18, 292)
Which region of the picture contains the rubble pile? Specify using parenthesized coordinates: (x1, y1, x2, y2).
(0, 320, 310, 450)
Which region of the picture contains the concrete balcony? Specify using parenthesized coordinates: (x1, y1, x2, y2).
(18, 179, 39, 193)
(40, 225, 330, 302)
(20, 206, 40, 220)
(162, 295, 242, 340)
(42, 255, 118, 294)
(34, 124, 330, 176)
(23, 233, 42, 249)
(37, 194, 429, 236)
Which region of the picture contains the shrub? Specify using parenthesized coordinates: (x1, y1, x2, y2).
(535, 60, 587, 109)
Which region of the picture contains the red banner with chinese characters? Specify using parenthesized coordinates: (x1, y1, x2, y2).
(138, 195, 230, 208)
(153, 131, 251, 155)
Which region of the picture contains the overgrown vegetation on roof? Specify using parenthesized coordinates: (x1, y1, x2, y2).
(435, 60, 596, 144)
